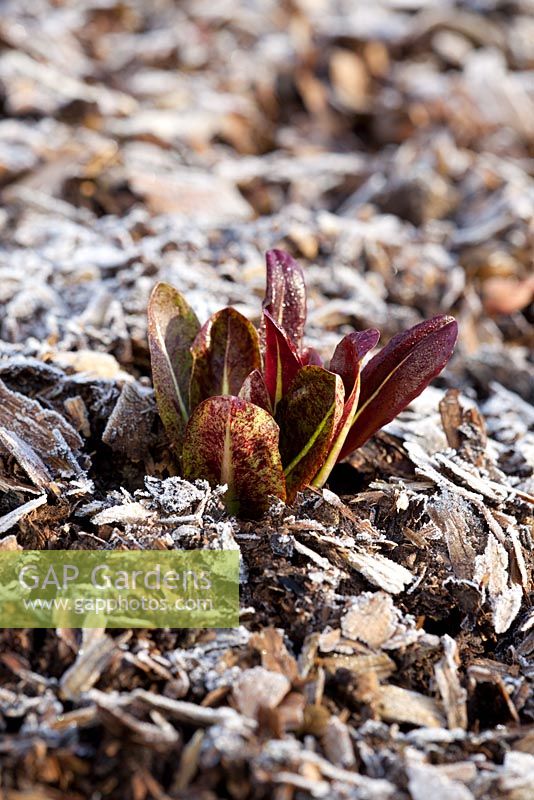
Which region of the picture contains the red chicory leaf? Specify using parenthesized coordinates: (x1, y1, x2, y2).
(147, 282, 200, 452)
(189, 307, 261, 410)
(301, 347, 324, 367)
(277, 366, 344, 503)
(182, 396, 286, 516)
(238, 369, 273, 414)
(263, 249, 306, 350)
(312, 329, 380, 487)
(338, 315, 458, 461)
(263, 310, 303, 411)
(329, 329, 380, 396)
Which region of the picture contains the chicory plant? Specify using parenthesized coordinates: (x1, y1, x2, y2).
(148, 250, 458, 515)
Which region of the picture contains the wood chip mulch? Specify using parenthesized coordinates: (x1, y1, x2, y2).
(0, 1, 533, 798)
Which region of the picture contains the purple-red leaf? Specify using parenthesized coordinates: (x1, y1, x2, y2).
(263, 249, 306, 350)
(238, 369, 272, 414)
(190, 307, 261, 410)
(329, 329, 380, 396)
(277, 366, 344, 503)
(338, 315, 458, 460)
(182, 396, 286, 516)
(263, 311, 303, 411)
(147, 282, 200, 452)
(312, 329, 380, 487)
(301, 347, 324, 367)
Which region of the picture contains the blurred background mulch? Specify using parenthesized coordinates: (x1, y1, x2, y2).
(0, 1, 533, 799)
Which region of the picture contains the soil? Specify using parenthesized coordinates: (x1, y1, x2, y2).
(0, 1, 533, 798)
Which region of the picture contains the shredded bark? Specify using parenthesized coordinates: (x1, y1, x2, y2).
(0, 0, 533, 798)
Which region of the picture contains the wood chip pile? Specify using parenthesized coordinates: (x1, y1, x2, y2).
(0, 0, 532, 797)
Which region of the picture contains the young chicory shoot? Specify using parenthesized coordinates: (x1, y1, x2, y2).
(148, 249, 458, 516)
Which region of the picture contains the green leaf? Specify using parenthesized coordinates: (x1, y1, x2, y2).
(182, 396, 286, 516)
(277, 366, 344, 503)
(189, 308, 261, 410)
(147, 282, 200, 452)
